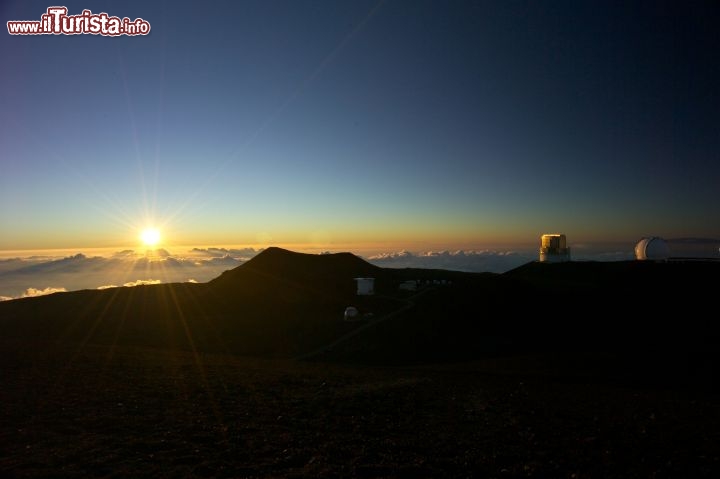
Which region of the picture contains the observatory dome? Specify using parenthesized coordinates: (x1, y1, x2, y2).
(344, 306, 359, 321)
(634, 237, 670, 261)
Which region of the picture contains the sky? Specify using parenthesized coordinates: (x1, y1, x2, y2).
(2, 0, 719, 257)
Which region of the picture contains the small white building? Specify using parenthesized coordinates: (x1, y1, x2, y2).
(344, 306, 360, 321)
(539, 234, 571, 262)
(355, 277, 375, 295)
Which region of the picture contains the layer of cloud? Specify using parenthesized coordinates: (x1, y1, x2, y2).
(0, 247, 256, 299)
(122, 279, 162, 287)
(189, 247, 260, 258)
(0, 286, 68, 301)
(22, 287, 67, 298)
(3, 240, 714, 300)
(366, 250, 536, 273)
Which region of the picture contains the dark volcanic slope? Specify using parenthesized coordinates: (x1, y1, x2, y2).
(505, 259, 719, 294)
(0, 248, 401, 357)
(503, 260, 718, 348)
(3, 255, 719, 478)
(316, 260, 719, 388)
(1, 251, 719, 370)
(3, 342, 719, 478)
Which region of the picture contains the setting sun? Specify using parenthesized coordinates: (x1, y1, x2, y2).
(140, 228, 161, 247)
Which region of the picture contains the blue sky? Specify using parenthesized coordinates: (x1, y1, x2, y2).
(2, 0, 719, 251)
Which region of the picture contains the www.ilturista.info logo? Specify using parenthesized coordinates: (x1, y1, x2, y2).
(7, 7, 150, 36)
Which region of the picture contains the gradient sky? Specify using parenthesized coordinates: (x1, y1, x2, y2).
(2, 0, 718, 252)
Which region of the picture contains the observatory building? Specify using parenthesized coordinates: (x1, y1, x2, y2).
(539, 234, 571, 262)
(634, 237, 670, 261)
(354, 277, 375, 295)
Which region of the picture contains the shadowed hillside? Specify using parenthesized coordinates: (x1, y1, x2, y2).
(505, 259, 719, 294)
(314, 259, 719, 389)
(2, 252, 720, 478)
(0, 248, 405, 356)
(0, 251, 718, 376)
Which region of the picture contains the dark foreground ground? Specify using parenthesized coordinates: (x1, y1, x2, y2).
(2, 339, 718, 478)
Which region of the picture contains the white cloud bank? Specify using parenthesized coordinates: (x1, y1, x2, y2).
(365, 250, 536, 273)
(23, 286, 68, 297)
(0, 286, 68, 301)
(122, 279, 162, 287)
(2, 240, 713, 300)
(0, 247, 260, 300)
(2, 247, 533, 300)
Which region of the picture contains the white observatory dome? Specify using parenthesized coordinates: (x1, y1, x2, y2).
(344, 306, 359, 321)
(634, 237, 670, 261)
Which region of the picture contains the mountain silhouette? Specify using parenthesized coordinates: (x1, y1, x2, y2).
(0, 248, 395, 357)
(208, 247, 381, 301)
(231, 246, 380, 280)
(0, 249, 718, 378)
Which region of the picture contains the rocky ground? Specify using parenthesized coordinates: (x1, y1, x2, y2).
(2, 339, 718, 478)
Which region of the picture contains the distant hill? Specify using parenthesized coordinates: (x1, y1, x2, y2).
(505, 259, 719, 294)
(298, 259, 719, 361)
(0, 248, 426, 356)
(208, 246, 381, 301)
(224, 246, 381, 282)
